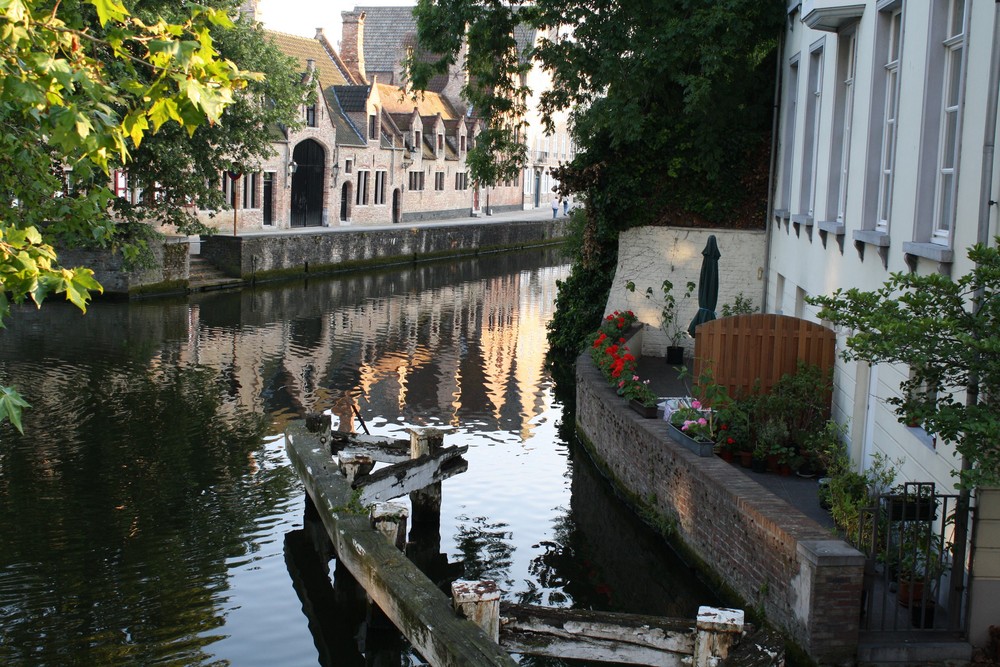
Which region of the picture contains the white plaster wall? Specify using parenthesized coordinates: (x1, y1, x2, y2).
(606, 227, 767, 357)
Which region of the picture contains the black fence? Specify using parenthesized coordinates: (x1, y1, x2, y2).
(855, 482, 973, 635)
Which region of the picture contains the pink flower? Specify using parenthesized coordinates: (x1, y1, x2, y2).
(698, 417, 708, 426)
(691, 400, 702, 410)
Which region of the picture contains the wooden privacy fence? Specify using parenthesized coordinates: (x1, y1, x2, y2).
(693, 314, 836, 398)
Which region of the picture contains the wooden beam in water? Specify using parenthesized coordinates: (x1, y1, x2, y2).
(498, 603, 696, 666)
(285, 424, 516, 667)
(353, 445, 469, 505)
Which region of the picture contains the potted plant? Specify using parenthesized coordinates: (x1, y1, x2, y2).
(668, 398, 715, 457)
(884, 483, 939, 523)
(626, 278, 694, 364)
(617, 374, 659, 418)
(714, 404, 748, 463)
(751, 438, 768, 473)
(754, 419, 788, 474)
(893, 521, 945, 610)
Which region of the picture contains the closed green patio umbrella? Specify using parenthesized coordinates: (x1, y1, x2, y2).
(688, 235, 721, 337)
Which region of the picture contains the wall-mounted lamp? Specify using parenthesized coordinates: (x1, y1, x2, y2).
(288, 160, 298, 177)
(332, 163, 340, 180)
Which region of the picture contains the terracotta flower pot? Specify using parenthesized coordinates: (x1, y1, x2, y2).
(739, 451, 753, 468)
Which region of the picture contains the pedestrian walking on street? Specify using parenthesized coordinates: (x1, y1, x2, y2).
(562, 197, 569, 217)
(551, 195, 559, 219)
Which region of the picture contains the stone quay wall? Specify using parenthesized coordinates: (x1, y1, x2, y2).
(59, 237, 190, 297)
(201, 219, 568, 283)
(575, 340, 864, 666)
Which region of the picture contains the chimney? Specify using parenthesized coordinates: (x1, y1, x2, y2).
(340, 11, 367, 84)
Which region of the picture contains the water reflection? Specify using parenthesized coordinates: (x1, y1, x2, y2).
(0, 247, 717, 666)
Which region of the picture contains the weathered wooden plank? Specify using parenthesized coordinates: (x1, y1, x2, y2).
(338, 446, 411, 465)
(329, 431, 411, 455)
(499, 603, 695, 666)
(353, 445, 469, 505)
(284, 424, 515, 667)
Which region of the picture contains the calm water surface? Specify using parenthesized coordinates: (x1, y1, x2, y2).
(0, 249, 716, 665)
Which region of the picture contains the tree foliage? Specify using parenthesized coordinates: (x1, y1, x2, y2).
(0, 0, 266, 429)
(409, 0, 783, 358)
(808, 241, 1000, 489)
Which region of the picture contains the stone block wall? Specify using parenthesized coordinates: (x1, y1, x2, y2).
(606, 227, 767, 356)
(575, 347, 863, 665)
(58, 237, 189, 296)
(201, 219, 568, 281)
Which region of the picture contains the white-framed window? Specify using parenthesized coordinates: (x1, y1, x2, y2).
(408, 171, 425, 191)
(434, 172, 445, 191)
(305, 103, 317, 127)
(345, 159, 353, 174)
(779, 57, 799, 213)
(876, 6, 902, 232)
(356, 170, 369, 205)
(932, 0, 967, 245)
(374, 170, 386, 205)
(455, 172, 468, 191)
(798, 42, 824, 219)
(827, 28, 857, 225)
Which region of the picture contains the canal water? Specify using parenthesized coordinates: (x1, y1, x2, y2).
(0, 248, 717, 665)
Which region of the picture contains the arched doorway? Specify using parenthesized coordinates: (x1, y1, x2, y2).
(340, 182, 352, 222)
(290, 140, 325, 227)
(392, 189, 402, 224)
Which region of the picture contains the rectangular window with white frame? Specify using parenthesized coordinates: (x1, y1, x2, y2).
(932, 0, 967, 245)
(797, 41, 824, 221)
(778, 57, 799, 216)
(825, 27, 857, 226)
(434, 172, 445, 191)
(242, 172, 260, 210)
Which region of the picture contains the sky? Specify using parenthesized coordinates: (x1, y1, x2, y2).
(257, 0, 416, 46)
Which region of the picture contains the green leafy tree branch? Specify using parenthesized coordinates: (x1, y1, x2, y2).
(808, 241, 1000, 489)
(0, 0, 267, 430)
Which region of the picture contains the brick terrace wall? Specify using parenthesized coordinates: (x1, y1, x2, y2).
(575, 345, 864, 665)
(606, 227, 767, 357)
(201, 219, 568, 280)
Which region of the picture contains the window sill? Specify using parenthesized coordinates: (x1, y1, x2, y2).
(817, 220, 845, 252)
(791, 213, 814, 240)
(802, 0, 866, 31)
(852, 230, 890, 268)
(902, 242, 954, 274)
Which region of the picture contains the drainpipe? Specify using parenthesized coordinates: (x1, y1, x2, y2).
(952, 0, 1000, 632)
(761, 25, 785, 313)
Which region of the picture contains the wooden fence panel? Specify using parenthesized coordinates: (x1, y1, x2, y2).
(693, 314, 836, 398)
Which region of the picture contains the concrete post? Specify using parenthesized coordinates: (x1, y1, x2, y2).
(338, 453, 373, 485)
(694, 606, 745, 667)
(370, 501, 409, 551)
(452, 580, 501, 642)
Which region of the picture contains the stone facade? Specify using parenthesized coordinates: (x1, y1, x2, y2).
(575, 336, 864, 665)
(606, 227, 767, 356)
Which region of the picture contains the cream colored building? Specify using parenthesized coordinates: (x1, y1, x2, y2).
(769, 0, 998, 649)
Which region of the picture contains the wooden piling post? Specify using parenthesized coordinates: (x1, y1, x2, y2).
(370, 502, 409, 551)
(408, 428, 444, 557)
(452, 580, 501, 643)
(339, 453, 374, 485)
(694, 606, 745, 667)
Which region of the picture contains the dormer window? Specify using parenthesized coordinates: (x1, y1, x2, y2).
(368, 112, 379, 141)
(460, 135, 466, 153)
(306, 104, 317, 128)
(414, 130, 422, 150)
(437, 133, 443, 152)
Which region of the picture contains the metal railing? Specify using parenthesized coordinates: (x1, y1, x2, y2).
(856, 482, 972, 635)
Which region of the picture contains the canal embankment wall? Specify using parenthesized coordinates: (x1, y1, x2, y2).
(201, 219, 568, 284)
(575, 329, 864, 666)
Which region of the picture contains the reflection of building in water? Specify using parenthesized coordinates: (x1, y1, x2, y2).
(163, 265, 568, 437)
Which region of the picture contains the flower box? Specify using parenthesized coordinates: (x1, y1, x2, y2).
(630, 399, 658, 418)
(667, 423, 715, 457)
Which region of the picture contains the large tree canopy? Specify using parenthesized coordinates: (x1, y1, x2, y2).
(409, 0, 783, 356)
(0, 0, 291, 430)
